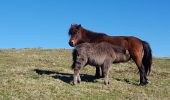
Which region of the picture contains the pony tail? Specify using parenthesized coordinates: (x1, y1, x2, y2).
(142, 41, 152, 75)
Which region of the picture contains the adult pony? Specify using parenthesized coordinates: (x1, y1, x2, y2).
(68, 24, 152, 85)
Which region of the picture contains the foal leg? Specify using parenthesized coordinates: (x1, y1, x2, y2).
(77, 72, 81, 83)
(73, 56, 87, 85)
(73, 68, 80, 85)
(103, 60, 111, 85)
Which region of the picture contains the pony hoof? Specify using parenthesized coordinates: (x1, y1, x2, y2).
(139, 81, 148, 86)
(104, 81, 109, 85)
(77, 80, 81, 84)
(71, 81, 77, 85)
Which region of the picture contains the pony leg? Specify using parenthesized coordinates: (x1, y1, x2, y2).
(95, 66, 101, 78)
(77, 73, 81, 83)
(103, 60, 111, 85)
(101, 66, 105, 78)
(138, 64, 148, 86)
(95, 66, 105, 78)
(73, 56, 87, 85)
(103, 67, 110, 85)
(73, 69, 80, 85)
(132, 51, 148, 85)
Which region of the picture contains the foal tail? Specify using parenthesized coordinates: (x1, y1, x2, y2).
(142, 41, 152, 75)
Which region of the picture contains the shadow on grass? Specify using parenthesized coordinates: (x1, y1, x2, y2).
(34, 69, 98, 84)
(114, 78, 139, 86)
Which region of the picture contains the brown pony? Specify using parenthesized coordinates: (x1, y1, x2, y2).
(68, 24, 152, 85)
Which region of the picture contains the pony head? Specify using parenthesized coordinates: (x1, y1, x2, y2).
(68, 24, 82, 47)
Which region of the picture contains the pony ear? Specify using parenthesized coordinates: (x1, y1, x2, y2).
(78, 24, 81, 27)
(77, 24, 81, 29)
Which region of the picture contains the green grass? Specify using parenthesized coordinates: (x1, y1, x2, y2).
(0, 49, 169, 100)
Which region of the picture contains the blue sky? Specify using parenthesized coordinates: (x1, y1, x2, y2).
(0, 0, 170, 57)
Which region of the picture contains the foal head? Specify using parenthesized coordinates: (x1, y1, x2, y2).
(68, 24, 83, 47)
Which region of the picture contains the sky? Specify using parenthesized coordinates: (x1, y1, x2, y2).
(0, 0, 170, 57)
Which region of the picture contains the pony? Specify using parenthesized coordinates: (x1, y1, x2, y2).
(72, 42, 130, 85)
(68, 24, 152, 85)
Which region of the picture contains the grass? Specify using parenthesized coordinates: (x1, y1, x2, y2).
(0, 48, 169, 100)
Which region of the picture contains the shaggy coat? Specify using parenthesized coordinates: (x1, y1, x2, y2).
(72, 42, 130, 85)
(68, 24, 152, 85)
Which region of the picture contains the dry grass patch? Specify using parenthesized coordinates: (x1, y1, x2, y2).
(0, 49, 169, 100)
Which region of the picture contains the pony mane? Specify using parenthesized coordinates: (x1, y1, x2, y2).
(82, 27, 107, 37)
(68, 24, 108, 37)
(80, 27, 108, 42)
(68, 27, 75, 36)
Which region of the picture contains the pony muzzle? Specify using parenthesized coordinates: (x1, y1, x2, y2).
(69, 40, 76, 47)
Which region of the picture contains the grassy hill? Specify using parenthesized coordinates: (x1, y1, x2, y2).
(0, 49, 169, 100)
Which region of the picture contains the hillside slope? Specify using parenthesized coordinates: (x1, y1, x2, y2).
(0, 49, 169, 100)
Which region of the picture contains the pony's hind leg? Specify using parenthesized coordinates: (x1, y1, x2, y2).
(102, 60, 111, 85)
(138, 64, 148, 86)
(131, 50, 148, 85)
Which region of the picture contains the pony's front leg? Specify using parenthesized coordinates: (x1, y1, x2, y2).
(73, 56, 87, 85)
(77, 73, 81, 83)
(101, 66, 105, 78)
(73, 69, 80, 85)
(95, 66, 101, 78)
